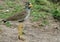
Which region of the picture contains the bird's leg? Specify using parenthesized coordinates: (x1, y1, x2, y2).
(18, 22, 25, 40)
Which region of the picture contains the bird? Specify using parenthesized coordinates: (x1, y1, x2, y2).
(2, 2, 32, 40)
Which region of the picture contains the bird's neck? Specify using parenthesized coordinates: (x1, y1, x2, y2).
(26, 9, 30, 14)
(24, 9, 30, 20)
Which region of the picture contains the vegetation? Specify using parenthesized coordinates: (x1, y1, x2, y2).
(0, 0, 60, 26)
(30, 0, 60, 21)
(0, 0, 23, 18)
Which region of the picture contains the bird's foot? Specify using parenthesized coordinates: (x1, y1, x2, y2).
(18, 36, 25, 41)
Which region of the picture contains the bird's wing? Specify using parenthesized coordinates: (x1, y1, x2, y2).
(5, 11, 27, 21)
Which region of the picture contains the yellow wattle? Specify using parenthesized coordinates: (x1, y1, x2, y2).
(29, 4, 33, 8)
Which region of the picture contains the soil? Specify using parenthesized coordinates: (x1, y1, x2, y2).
(0, 16, 60, 42)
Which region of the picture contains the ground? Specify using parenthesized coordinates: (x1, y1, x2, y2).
(0, 16, 60, 42)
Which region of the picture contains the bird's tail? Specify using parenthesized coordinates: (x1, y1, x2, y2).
(1, 20, 7, 23)
(0, 19, 6, 25)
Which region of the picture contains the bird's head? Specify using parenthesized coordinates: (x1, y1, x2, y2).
(25, 2, 32, 9)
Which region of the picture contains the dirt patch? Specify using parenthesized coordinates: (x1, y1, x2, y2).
(0, 17, 60, 42)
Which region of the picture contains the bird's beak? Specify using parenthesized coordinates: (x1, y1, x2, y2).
(29, 3, 33, 8)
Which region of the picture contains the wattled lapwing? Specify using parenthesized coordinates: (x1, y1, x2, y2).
(2, 2, 32, 40)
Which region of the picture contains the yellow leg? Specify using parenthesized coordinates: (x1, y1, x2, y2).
(18, 22, 23, 38)
(18, 22, 25, 40)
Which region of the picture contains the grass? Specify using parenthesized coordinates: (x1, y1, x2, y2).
(4, 22, 11, 27)
(30, 0, 50, 25)
(0, 0, 23, 19)
(49, 3, 60, 20)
